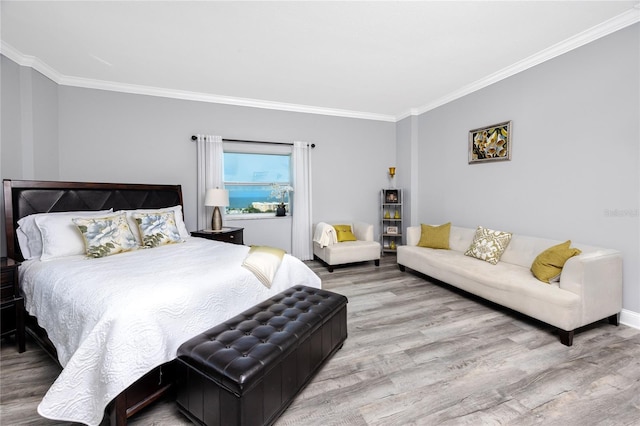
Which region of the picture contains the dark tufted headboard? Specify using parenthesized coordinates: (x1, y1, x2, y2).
(3, 179, 184, 261)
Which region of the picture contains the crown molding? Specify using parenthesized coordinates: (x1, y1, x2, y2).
(3, 7, 638, 124)
(59, 74, 397, 122)
(409, 7, 640, 118)
(1, 41, 63, 84)
(0, 41, 395, 123)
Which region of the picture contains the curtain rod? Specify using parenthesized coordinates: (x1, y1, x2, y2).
(191, 135, 315, 148)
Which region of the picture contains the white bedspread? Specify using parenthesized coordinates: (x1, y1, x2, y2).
(19, 237, 321, 425)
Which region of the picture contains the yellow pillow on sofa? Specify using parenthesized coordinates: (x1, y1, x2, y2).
(333, 225, 357, 242)
(417, 222, 451, 249)
(531, 240, 582, 283)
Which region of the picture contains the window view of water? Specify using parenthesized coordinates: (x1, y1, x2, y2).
(226, 185, 292, 214)
(224, 152, 292, 215)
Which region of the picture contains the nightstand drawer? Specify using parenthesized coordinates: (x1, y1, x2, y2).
(1, 257, 25, 352)
(216, 232, 240, 244)
(1, 302, 17, 335)
(1, 282, 15, 301)
(191, 228, 244, 245)
(1, 269, 15, 284)
(1, 265, 17, 303)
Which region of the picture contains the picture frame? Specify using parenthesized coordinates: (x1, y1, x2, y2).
(469, 120, 512, 164)
(386, 226, 398, 235)
(385, 189, 399, 203)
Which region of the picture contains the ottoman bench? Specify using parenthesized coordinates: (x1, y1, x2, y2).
(176, 285, 348, 426)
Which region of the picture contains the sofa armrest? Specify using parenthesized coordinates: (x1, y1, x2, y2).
(559, 250, 623, 326)
(352, 222, 374, 241)
(406, 226, 421, 246)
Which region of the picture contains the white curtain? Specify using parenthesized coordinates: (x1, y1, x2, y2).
(291, 141, 313, 260)
(196, 134, 224, 230)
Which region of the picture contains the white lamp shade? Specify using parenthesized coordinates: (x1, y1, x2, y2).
(204, 188, 229, 207)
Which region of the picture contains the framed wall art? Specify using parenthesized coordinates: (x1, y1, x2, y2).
(468, 120, 512, 164)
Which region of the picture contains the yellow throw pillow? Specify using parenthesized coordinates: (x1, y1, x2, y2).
(417, 223, 451, 249)
(531, 240, 582, 283)
(333, 225, 357, 242)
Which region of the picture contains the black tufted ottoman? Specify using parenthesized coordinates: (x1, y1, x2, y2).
(175, 285, 348, 426)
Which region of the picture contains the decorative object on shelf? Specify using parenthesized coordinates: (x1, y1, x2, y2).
(469, 120, 512, 164)
(386, 226, 398, 235)
(205, 188, 229, 231)
(394, 210, 400, 219)
(389, 240, 396, 250)
(384, 210, 390, 219)
(385, 189, 399, 203)
(270, 183, 293, 216)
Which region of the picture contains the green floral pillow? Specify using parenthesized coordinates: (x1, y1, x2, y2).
(464, 226, 512, 265)
(73, 212, 138, 258)
(133, 211, 183, 248)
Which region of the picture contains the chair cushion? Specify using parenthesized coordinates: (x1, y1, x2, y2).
(314, 240, 380, 265)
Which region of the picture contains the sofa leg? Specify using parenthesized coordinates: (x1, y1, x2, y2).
(328, 265, 334, 273)
(398, 264, 406, 272)
(374, 260, 380, 267)
(608, 313, 620, 326)
(558, 329, 574, 346)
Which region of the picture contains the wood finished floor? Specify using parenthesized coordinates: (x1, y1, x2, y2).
(1, 255, 639, 426)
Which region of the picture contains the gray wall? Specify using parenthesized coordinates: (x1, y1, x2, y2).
(410, 24, 639, 314)
(1, 56, 60, 254)
(1, 65, 395, 253)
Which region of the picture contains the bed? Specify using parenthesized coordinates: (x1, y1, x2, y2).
(3, 179, 322, 426)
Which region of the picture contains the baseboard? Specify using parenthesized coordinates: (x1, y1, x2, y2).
(620, 309, 640, 330)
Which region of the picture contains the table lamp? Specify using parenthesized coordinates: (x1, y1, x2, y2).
(204, 188, 229, 231)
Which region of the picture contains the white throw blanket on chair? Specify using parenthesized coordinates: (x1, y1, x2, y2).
(313, 222, 338, 248)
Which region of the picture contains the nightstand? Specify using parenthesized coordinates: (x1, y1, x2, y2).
(191, 227, 244, 245)
(1, 257, 25, 353)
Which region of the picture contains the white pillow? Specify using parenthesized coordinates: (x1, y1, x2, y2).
(17, 209, 113, 260)
(119, 205, 189, 245)
(16, 228, 32, 260)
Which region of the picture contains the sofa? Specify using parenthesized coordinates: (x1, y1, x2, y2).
(313, 221, 381, 272)
(397, 224, 623, 345)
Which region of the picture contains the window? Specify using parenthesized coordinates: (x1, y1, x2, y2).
(224, 151, 292, 215)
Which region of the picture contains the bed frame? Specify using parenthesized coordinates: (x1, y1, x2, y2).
(3, 179, 185, 426)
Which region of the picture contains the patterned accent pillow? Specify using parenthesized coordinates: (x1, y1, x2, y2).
(133, 211, 183, 248)
(464, 226, 512, 265)
(73, 212, 138, 258)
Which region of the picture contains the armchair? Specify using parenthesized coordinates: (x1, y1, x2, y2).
(313, 221, 381, 272)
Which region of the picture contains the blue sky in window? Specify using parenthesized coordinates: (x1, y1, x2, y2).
(224, 153, 290, 183)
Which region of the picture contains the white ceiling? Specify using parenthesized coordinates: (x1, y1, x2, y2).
(1, 1, 639, 121)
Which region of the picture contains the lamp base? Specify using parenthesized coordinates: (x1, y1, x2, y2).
(212, 206, 223, 231)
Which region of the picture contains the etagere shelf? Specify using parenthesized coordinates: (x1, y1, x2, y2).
(380, 189, 403, 254)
